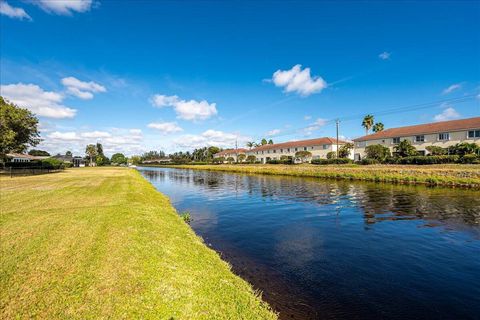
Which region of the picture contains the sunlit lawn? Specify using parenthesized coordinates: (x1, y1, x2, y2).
(0, 167, 276, 319)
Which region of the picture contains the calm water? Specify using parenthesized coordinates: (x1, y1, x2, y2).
(138, 167, 480, 320)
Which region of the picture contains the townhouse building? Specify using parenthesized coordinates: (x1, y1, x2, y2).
(352, 117, 480, 160)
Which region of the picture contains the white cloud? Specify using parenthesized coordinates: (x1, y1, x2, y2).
(267, 129, 281, 136)
(271, 64, 327, 97)
(40, 127, 145, 157)
(150, 94, 217, 121)
(304, 115, 312, 120)
(33, 0, 94, 15)
(434, 106, 460, 122)
(47, 131, 81, 141)
(378, 52, 391, 60)
(61, 76, 106, 100)
(302, 118, 327, 136)
(148, 122, 183, 134)
(80, 131, 111, 138)
(174, 129, 250, 149)
(0, 83, 76, 118)
(442, 83, 462, 95)
(0, 0, 31, 20)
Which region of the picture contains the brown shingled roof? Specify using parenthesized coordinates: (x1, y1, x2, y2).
(216, 148, 247, 156)
(250, 137, 348, 152)
(353, 117, 480, 141)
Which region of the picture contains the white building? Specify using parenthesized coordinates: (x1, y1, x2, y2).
(245, 137, 350, 163)
(352, 117, 480, 160)
(213, 148, 247, 162)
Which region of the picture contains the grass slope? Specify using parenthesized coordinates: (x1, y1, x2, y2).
(168, 164, 480, 188)
(0, 168, 276, 319)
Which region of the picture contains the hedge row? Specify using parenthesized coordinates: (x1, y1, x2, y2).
(358, 154, 480, 165)
(311, 158, 353, 165)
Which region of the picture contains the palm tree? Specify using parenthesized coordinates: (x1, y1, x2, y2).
(246, 141, 255, 149)
(372, 122, 384, 133)
(85, 144, 97, 167)
(362, 114, 375, 135)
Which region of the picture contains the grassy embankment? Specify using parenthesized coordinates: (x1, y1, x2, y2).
(0, 168, 276, 319)
(166, 164, 480, 188)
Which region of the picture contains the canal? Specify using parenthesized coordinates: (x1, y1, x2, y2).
(138, 167, 480, 320)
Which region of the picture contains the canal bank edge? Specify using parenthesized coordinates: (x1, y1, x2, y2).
(152, 164, 480, 188)
(0, 167, 277, 319)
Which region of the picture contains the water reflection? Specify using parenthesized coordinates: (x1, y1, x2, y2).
(139, 167, 480, 320)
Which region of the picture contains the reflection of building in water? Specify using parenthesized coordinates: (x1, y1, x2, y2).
(355, 184, 480, 227)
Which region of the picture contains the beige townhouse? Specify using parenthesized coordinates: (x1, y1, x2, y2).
(213, 148, 247, 162)
(352, 117, 480, 160)
(245, 137, 350, 163)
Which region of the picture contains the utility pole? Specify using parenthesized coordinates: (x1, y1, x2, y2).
(336, 119, 340, 158)
(235, 138, 238, 163)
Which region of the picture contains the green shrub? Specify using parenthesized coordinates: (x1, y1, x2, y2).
(267, 159, 293, 164)
(365, 144, 391, 161)
(425, 146, 446, 155)
(326, 151, 336, 159)
(459, 154, 479, 164)
(311, 158, 353, 165)
(180, 211, 192, 224)
(356, 158, 380, 165)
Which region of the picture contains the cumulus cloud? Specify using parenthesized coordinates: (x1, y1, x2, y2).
(32, 0, 94, 15)
(267, 129, 281, 136)
(150, 94, 217, 121)
(41, 128, 145, 156)
(442, 83, 462, 95)
(304, 115, 312, 121)
(378, 52, 391, 60)
(0, 83, 76, 118)
(80, 131, 111, 138)
(271, 64, 327, 97)
(62, 76, 106, 100)
(434, 106, 460, 122)
(0, 0, 31, 20)
(147, 122, 183, 134)
(174, 129, 250, 149)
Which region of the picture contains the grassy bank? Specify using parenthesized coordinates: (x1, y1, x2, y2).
(0, 168, 276, 319)
(163, 164, 480, 188)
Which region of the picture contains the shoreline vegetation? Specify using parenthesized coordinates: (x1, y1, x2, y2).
(146, 164, 480, 188)
(0, 168, 277, 319)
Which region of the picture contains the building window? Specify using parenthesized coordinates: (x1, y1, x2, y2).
(322, 144, 328, 150)
(273, 150, 276, 153)
(415, 135, 425, 142)
(280, 149, 283, 152)
(392, 137, 400, 144)
(267, 150, 270, 154)
(262, 151, 264, 154)
(303, 147, 307, 151)
(438, 133, 450, 141)
(311, 146, 314, 150)
(468, 130, 480, 138)
(256, 151, 258, 155)
(295, 148, 298, 151)
(287, 148, 290, 152)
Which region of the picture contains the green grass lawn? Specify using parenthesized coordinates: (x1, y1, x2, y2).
(0, 168, 276, 319)
(167, 163, 480, 188)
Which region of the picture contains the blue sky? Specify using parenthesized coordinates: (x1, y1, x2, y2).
(1, 0, 479, 156)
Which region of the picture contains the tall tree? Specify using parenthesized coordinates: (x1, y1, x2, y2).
(261, 138, 268, 145)
(0, 97, 40, 160)
(85, 144, 97, 166)
(268, 139, 274, 144)
(65, 151, 73, 157)
(246, 142, 255, 149)
(372, 122, 384, 133)
(28, 149, 50, 156)
(362, 114, 375, 135)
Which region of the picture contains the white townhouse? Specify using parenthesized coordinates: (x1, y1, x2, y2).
(213, 148, 247, 162)
(352, 117, 480, 160)
(245, 137, 351, 163)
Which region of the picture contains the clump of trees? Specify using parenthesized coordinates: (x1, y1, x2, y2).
(362, 114, 384, 135)
(246, 138, 274, 149)
(338, 142, 354, 158)
(111, 153, 127, 165)
(28, 149, 50, 156)
(295, 150, 312, 163)
(0, 97, 40, 162)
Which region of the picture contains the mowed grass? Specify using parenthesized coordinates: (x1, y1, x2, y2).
(0, 168, 276, 319)
(169, 164, 480, 188)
